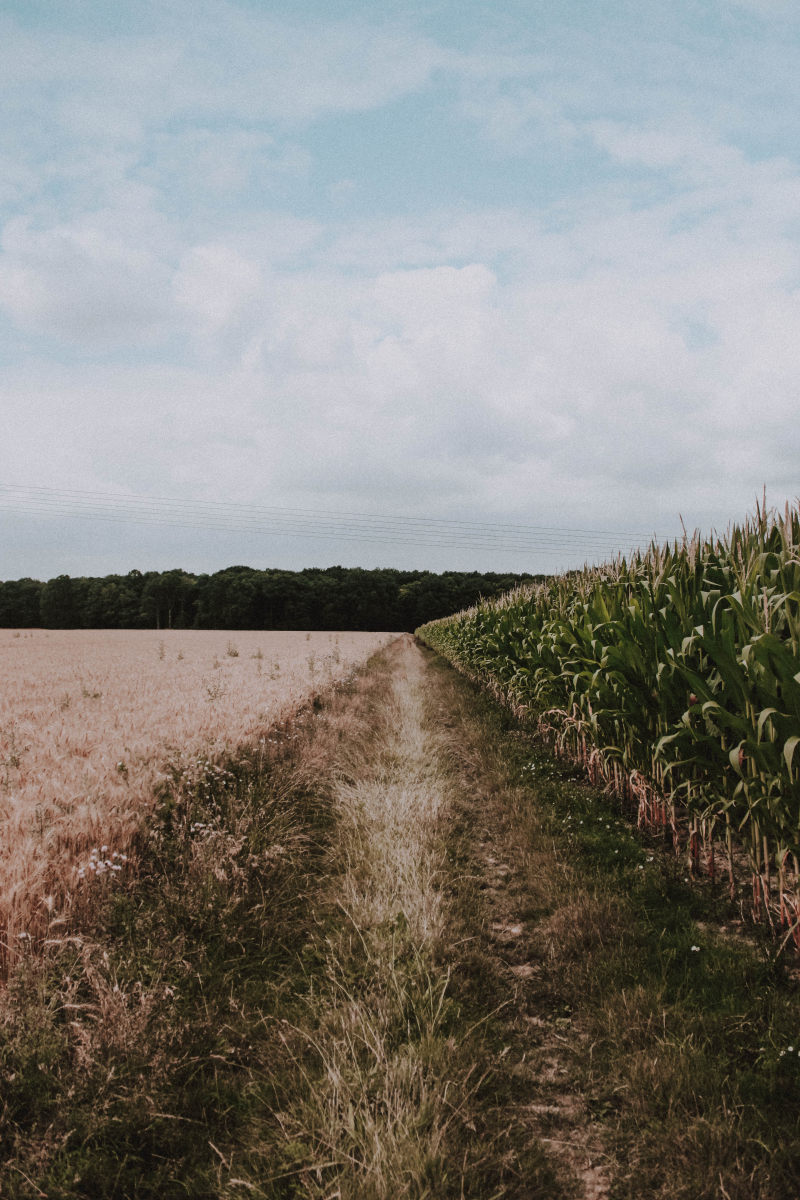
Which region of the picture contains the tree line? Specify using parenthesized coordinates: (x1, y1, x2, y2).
(0, 566, 541, 632)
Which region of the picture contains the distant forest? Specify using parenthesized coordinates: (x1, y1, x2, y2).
(0, 566, 542, 632)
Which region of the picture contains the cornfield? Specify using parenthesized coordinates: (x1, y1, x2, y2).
(417, 501, 800, 943)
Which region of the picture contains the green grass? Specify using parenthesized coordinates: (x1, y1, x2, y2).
(0, 686, 351, 1197)
(0, 640, 565, 1199)
(424, 650, 800, 1199)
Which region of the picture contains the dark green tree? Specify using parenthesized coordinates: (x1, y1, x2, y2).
(0, 578, 44, 626)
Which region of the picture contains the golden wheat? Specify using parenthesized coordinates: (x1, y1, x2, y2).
(0, 628, 395, 959)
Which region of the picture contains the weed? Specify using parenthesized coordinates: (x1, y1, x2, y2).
(232, 637, 560, 1198)
(0, 724, 27, 789)
(205, 677, 226, 702)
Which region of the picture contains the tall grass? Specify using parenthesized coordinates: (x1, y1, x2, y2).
(0, 629, 395, 972)
(0, 637, 524, 1197)
(417, 500, 800, 939)
(251, 642, 465, 1198)
(0, 647, 367, 1197)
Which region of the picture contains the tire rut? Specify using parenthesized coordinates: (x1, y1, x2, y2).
(427, 657, 613, 1200)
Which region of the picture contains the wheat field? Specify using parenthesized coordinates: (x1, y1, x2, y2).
(0, 628, 395, 962)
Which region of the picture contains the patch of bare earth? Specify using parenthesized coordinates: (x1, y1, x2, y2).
(479, 843, 611, 1200)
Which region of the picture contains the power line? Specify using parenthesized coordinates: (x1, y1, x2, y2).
(0, 500, 627, 556)
(0, 484, 671, 557)
(0, 484, 668, 542)
(0, 483, 677, 561)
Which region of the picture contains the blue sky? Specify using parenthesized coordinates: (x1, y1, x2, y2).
(1, 0, 799, 578)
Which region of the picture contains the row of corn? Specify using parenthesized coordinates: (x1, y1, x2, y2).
(416, 502, 800, 941)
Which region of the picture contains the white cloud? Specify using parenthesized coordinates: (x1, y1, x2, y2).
(148, 127, 311, 199)
(0, 6, 448, 132)
(0, 215, 172, 344)
(457, 83, 578, 153)
(173, 244, 263, 337)
(10, 138, 798, 540)
(4, 109, 800, 543)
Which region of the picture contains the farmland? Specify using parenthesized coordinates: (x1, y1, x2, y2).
(2, 510, 800, 1197)
(2, 632, 799, 1198)
(0, 628, 395, 962)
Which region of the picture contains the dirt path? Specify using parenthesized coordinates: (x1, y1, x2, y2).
(439, 719, 612, 1199)
(278, 633, 609, 1198)
(418, 638, 611, 1199)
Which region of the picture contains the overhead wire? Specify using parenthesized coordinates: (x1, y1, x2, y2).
(0, 483, 677, 561)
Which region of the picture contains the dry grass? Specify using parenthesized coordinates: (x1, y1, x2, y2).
(334, 648, 449, 944)
(249, 637, 477, 1198)
(0, 628, 395, 964)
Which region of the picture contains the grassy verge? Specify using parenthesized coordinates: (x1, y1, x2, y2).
(0, 653, 393, 1198)
(423, 649, 800, 1200)
(231, 635, 558, 1199)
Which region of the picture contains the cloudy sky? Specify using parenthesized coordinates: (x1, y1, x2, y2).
(1, 0, 798, 579)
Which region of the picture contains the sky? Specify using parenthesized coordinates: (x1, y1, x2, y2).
(1, 0, 799, 579)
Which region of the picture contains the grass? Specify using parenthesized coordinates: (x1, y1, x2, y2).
(423, 649, 800, 1199)
(0, 637, 564, 1198)
(0, 654, 371, 1197)
(229, 636, 554, 1198)
(2, 637, 799, 1197)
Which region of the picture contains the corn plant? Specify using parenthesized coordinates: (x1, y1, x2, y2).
(417, 501, 800, 943)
